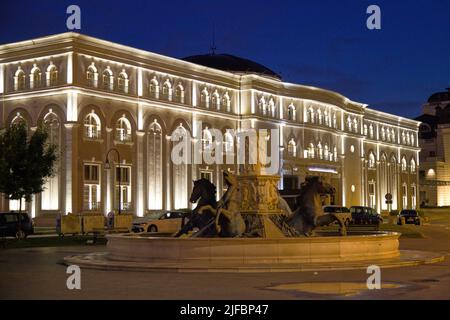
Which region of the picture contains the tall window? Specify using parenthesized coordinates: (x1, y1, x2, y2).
(308, 107, 315, 123)
(212, 91, 220, 110)
(368, 152, 376, 168)
(324, 110, 329, 126)
(410, 159, 416, 173)
(269, 98, 276, 117)
(102, 67, 113, 90)
(411, 133, 415, 146)
(317, 142, 323, 159)
(411, 185, 416, 209)
(115, 166, 132, 211)
(86, 63, 98, 87)
(115, 116, 132, 142)
(317, 109, 323, 125)
(287, 104, 295, 121)
(30, 64, 42, 89)
(332, 113, 337, 128)
(402, 183, 408, 209)
(259, 97, 267, 116)
(369, 124, 374, 138)
(401, 157, 407, 172)
(368, 181, 376, 209)
(201, 88, 210, 108)
(224, 131, 234, 154)
(117, 70, 129, 93)
(84, 112, 101, 139)
(308, 143, 315, 159)
(381, 127, 386, 140)
(324, 144, 329, 160)
(162, 80, 172, 101)
(364, 124, 368, 136)
(347, 117, 352, 131)
(172, 125, 188, 209)
(148, 120, 163, 210)
(222, 92, 231, 112)
(287, 139, 296, 157)
(202, 127, 213, 152)
(14, 67, 26, 91)
(175, 84, 185, 103)
(46, 62, 58, 86)
(353, 118, 358, 132)
(149, 78, 159, 99)
(41, 111, 60, 210)
(83, 164, 100, 211)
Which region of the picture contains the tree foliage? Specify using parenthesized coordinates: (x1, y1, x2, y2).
(0, 122, 58, 210)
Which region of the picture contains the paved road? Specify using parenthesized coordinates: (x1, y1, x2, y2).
(0, 223, 449, 299)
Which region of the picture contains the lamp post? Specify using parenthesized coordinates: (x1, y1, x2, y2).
(105, 148, 121, 215)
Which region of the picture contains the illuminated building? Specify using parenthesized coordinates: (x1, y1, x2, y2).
(416, 87, 450, 206)
(0, 33, 420, 219)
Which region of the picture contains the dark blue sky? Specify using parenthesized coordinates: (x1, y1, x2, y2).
(1, 0, 449, 118)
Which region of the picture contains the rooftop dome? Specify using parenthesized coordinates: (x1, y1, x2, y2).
(182, 53, 281, 80)
(427, 87, 450, 103)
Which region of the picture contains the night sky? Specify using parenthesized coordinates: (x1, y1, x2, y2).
(1, 0, 449, 119)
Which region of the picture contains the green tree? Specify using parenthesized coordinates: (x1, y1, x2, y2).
(0, 122, 57, 238)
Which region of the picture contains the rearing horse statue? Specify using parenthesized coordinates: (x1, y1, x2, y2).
(287, 176, 347, 236)
(174, 178, 218, 237)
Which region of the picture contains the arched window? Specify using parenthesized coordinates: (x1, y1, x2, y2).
(259, 97, 267, 116)
(368, 152, 376, 168)
(287, 104, 295, 121)
(30, 64, 42, 89)
(308, 107, 315, 123)
(46, 62, 58, 86)
(317, 109, 323, 125)
(202, 127, 213, 151)
(14, 67, 26, 91)
(162, 79, 172, 101)
(222, 92, 231, 112)
(224, 130, 234, 154)
(117, 70, 129, 93)
(86, 63, 98, 87)
(317, 142, 323, 159)
(269, 98, 276, 117)
(148, 120, 163, 210)
(347, 117, 352, 131)
(175, 83, 185, 104)
(11, 112, 27, 127)
(102, 67, 113, 90)
(212, 90, 220, 110)
(201, 88, 210, 108)
(172, 124, 188, 209)
(84, 111, 101, 139)
(116, 116, 132, 142)
(41, 111, 60, 210)
(288, 139, 296, 157)
(308, 143, 315, 159)
(149, 77, 159, 99)
(401, 157, 407, 172)
(410, 159, 416, 173)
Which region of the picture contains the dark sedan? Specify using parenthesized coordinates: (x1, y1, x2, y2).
(0, 212, 34, 239)
(397, 210, 421, 225)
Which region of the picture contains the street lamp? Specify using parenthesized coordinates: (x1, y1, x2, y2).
(105, 148, 121, 215)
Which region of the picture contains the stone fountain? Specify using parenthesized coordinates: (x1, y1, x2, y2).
(65, 135, 443, 272)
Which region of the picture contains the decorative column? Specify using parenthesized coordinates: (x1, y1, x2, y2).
(135, 131, 145, 216)
(64, 123, 79, 214)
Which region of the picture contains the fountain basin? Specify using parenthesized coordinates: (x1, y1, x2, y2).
(64, 231, 445, 272)
(105, 231, 400, 265)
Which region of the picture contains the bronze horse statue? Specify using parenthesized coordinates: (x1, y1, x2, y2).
(174, 178, 218, 237)
(287, 176, 347, 236)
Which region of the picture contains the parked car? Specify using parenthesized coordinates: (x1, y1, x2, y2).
(132, 211, 187, 234)
(397, 209, 421, 225)
(0, 211, 34, 239)
(323, 205, 352, 226)
(349, 206, 383, 227)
